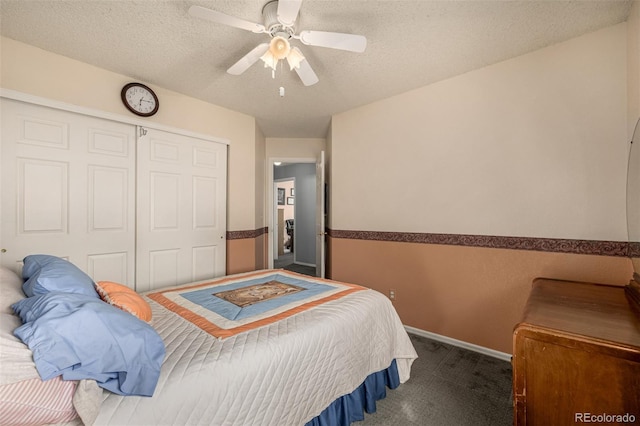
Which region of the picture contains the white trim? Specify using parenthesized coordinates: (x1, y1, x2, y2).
(0, 88, 230, 145)
(294, 261, 316, 268)
(404, 325, 512, 362)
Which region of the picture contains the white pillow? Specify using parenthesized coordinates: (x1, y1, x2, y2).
(0, 313, 39, 386)
(0, 267, 39, 385)
(0, 266, 80, 424)
(0, 267, 24, 315)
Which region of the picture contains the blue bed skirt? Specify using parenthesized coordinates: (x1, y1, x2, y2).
(305, 359, 400, 426)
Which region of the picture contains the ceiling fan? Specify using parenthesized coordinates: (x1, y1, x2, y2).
(188, 0, 367, 86)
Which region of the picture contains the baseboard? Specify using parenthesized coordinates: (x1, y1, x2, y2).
(404, 325, 512, 362)
(294, 261, 316, 268)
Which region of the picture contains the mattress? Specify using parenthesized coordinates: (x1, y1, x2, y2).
(93, 269, 418, 425)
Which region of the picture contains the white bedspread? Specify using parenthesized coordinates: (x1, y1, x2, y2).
(93, 272, 417, 425)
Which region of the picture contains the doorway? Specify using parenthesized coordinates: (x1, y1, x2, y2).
(270, 161, 318, 277)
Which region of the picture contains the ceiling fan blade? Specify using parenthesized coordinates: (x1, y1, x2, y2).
(188, 5, 266, 33)
(298, 30, 367, 53)
(294, 56, 319, 86)
(227, 43, 269, 75)
(277, 0, 303, 27)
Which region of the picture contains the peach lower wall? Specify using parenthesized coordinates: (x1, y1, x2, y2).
(255, 233, 269, 270)
(227, 239, 257, 275)
(329, 236, 633, 354)
(227, 232, 269, 274)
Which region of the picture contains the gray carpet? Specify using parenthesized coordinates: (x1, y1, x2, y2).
(274, 252, 316, 276)
(359, 333, 513, 425)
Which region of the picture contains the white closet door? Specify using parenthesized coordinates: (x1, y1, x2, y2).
(136, 128, 227, 292)
(0, 99, 136, 285)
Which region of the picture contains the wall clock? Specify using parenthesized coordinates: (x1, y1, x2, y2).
(120, 82, 159, 117)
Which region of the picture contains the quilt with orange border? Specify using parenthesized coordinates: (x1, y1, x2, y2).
(147, 269, 366, 339)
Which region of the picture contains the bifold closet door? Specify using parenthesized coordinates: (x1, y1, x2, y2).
(136, 128, 227, 292)
(0, 98, 136, 285)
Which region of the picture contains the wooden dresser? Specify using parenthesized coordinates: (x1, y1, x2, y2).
(512, 278, 640, 425)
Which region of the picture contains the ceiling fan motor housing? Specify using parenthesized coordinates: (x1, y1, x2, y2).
(262, 0, 295, 38)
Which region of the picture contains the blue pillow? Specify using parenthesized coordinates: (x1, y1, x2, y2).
(12, 292, 165, 396)
(22, 255, 98, 298)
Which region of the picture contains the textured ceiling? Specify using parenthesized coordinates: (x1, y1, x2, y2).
(0, 0, 634, 138)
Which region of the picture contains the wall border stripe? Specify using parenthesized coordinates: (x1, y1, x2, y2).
(328, 229, 629, 257)
(227, 227, 268, 240)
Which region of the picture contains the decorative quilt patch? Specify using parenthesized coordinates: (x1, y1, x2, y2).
(213, 281, 305, 308)
(147, 270, 366, 339)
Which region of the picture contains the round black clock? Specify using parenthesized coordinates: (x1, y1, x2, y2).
(121, 82, 159, 117)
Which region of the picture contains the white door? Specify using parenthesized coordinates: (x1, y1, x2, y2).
(0, 99, 136, 284)
(136, 128, 227, 292)
(315, 151, 325, 278)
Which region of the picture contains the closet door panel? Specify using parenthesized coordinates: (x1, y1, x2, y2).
(192, 245, 219, 282)
(20, 115, 69, 149)
(87, 252, 129, 284)
(137, 128, 227, 292)
(1, 99, 136, 286)
(82, 116, 135, 288)
(193, 176, 217, 228)
(89, 165, 129, 231)
(149, 249, 179, 289)
(150, 172, 180, 230)
(88, 128, 130, 157)
(18, 158, 68, 233)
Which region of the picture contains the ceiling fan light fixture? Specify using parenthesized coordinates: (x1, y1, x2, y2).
(271, 36, 291, 59)
(261, 52, 279, 70)
(261, 36, 292, 70)
(286, 47, 305, 70)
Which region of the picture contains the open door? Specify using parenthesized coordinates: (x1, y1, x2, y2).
(315, 151, 326, 277)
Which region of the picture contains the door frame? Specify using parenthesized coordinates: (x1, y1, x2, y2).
(266, 157, 318, 271)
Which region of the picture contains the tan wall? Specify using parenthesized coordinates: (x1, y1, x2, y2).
(265, 137, 326, 161)
(629, 1, 640, 137)
(331, 24, 628, 240)
(328, 23, 632, 354)
(254, 125, 267, 270)
(325, 123, 333, 229)
(255, 125, 266, 230)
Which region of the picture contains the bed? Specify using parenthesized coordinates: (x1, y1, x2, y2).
(0, 255, 417, 426)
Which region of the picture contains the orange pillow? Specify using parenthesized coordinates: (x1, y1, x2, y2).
(95, 281, 152, 322)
